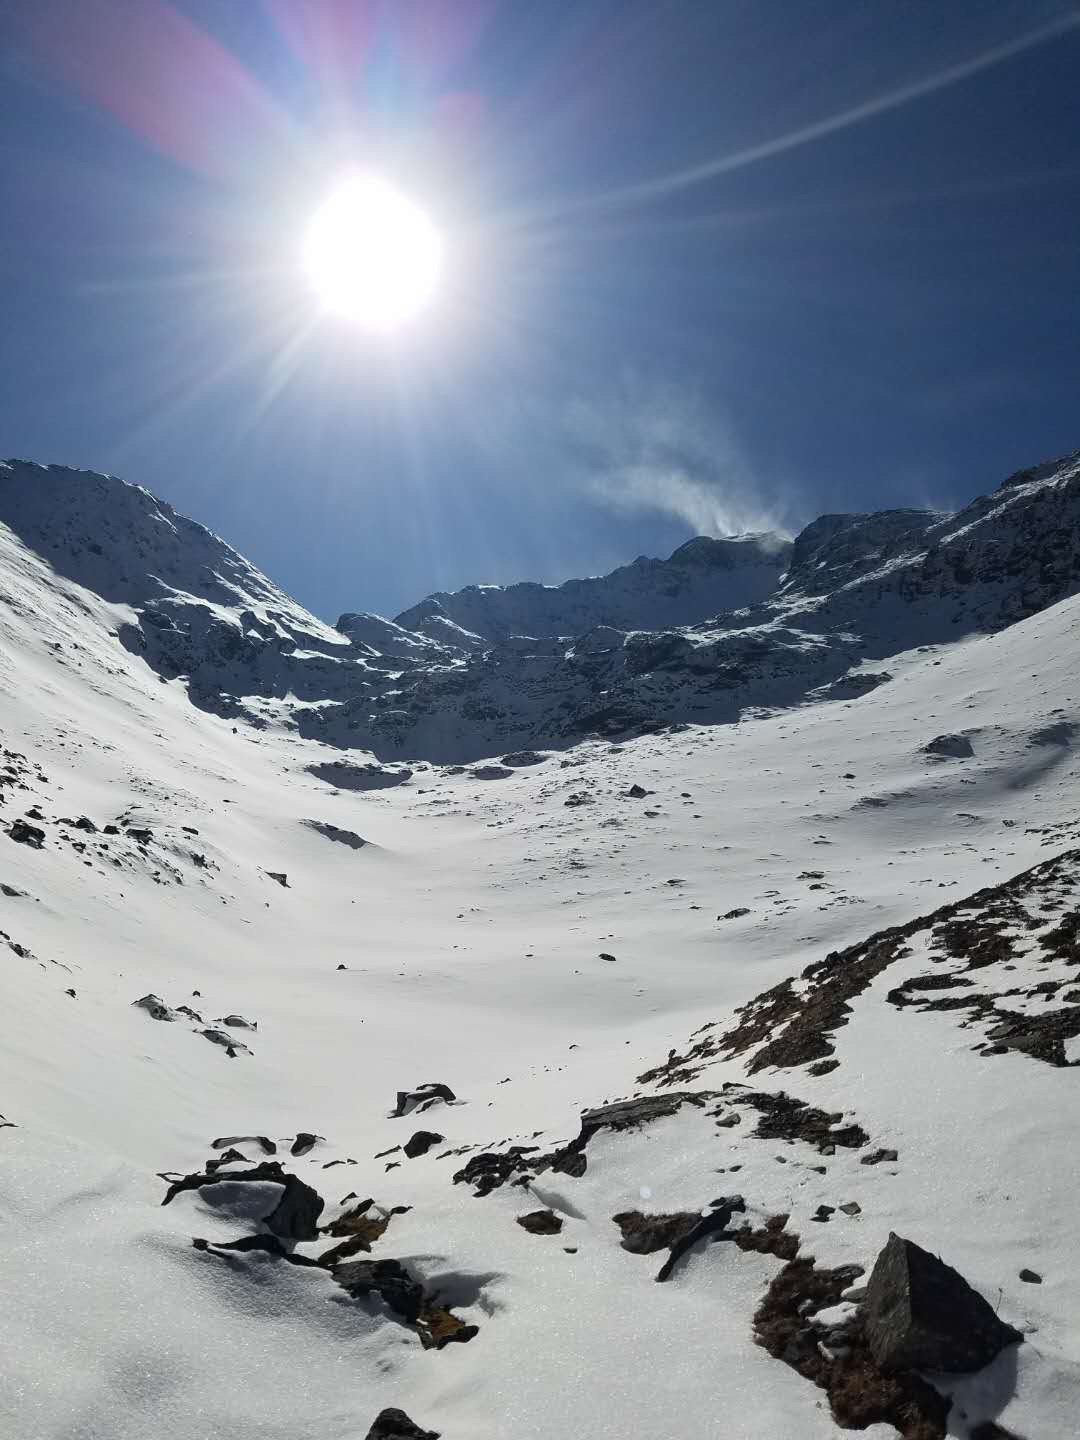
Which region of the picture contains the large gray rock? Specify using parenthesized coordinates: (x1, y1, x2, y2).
(863, 1233, 1022, 1373)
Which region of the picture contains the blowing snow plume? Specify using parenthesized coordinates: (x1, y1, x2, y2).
(567, 379, 793, 543)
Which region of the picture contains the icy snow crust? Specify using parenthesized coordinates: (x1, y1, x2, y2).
(0, 453, 1079, 1436)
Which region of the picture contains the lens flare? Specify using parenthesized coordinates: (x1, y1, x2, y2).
(303, 175, 442, 331)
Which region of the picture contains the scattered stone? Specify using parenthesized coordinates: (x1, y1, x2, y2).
(126, 827, 153, 845)
(720, 907, 750, 920)
(454, 1145, 541, 1196)
(563, 791, 593, 807)
(365, 1409, 440, 1440)
(754, 1253, 953, 1434)
(811, 1205, 835, 1222)
(735, 1090, 869, 1152)
(550, 1149, 587, 1178)
(219, 1013, 257, 1030)
(863, 1233, 1022, 1373)
(161, 1159, 286, 1207)
(469, 765, 512, 780)
(839, 1202, 862, 1216)
(263, 1174, 325, 1241)
(201, 1028, 251, 1056)
(454, 1093, 708, 1198)
(290, 1132, 322, 1156)
(807, 1059, 840, 1076)
(133, 993, 176, 1022)
(580, 1092, 709, 1138)
(626, 784, 652, 799)
(860, 1148, 898, 1166)
(334, 1258, 478, 1349)
(403, 1130, 444, 1159)
(212, 1134, 276, 1154)
(517, 1209, 563, 1235)
(500, 751, 548, 768)
(598, 951, 617, 962)
(613, 1209, 701, 1256)
(923, 733, 974, 759)
(205, 1148, 249, 1173)
(1018, 1268, 1042, 1284)
(323, 1199, 391, 1249)
(392, 1083, 456, 1118)
(192, 1233, 324, 1267)
(303, 820, 367, 849)
(8, 820, 44, 848)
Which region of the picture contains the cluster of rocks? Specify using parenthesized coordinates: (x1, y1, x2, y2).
(133, 993, 255, 1057)
(162, 1143, 480, 1354)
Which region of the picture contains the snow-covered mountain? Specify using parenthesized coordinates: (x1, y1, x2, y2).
(5, 449, 1080, 763)
(2, 447, 1080, 1440)
(390, 533, 792, 646)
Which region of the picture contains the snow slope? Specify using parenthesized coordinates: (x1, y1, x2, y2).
(1, 453, 1080, 1438)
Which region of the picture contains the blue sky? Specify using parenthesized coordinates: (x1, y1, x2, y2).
(2, 0, 1078, 621)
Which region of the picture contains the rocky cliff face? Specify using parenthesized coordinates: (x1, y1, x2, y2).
(3, 449, 1078, 761)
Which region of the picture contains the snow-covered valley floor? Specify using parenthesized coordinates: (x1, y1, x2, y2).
(2, 501, 1080, 1439)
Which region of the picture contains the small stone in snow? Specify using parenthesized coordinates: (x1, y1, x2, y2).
(1019, 1268, 1042, 1284)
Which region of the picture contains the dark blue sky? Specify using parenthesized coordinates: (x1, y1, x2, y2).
(2, 1, 1078, 620)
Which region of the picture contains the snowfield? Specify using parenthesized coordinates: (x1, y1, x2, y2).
(1, 453, 1080, 1438)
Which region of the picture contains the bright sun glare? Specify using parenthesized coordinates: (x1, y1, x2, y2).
(303, 175, 442, 332)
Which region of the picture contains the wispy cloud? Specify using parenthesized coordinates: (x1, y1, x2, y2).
(565, 378, 793, 541)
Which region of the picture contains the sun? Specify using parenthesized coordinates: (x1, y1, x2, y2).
(303, 175, 442, 332)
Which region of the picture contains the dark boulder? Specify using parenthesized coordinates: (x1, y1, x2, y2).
(612, 1210, 701, 1255)
(923, 733, 974, 759)
(335, 1258, 425, 1322)
(403, 1130, 444, 1159)
(392, 1082, 456, 1118)
(264, 1174, 324, 1241)
(365, 1410, 440, 1440)
(863, 1233, 1022, 1373)
(8, 820, 44, 848)
(133, 993, 176, 1021)
(516, 1209, 563, 1235)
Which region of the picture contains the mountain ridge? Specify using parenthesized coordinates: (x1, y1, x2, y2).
(3, 448, 1080, 762)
